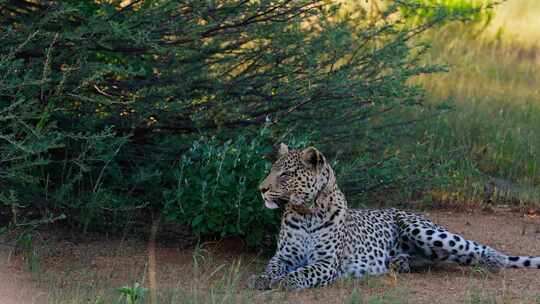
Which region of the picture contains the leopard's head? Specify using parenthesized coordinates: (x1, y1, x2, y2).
(259, 144, 329, 210)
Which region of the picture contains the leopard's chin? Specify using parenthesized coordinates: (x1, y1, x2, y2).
(264, 200, 280, 209)
(263, 197, 288, 209)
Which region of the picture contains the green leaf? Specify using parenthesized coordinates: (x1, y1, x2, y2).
(191, 214, 205, 227)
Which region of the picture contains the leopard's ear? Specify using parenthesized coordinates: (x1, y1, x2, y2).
(278, 143, 289, 156)
(302, 146, 325, 172)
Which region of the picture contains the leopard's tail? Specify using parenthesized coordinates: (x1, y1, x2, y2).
(505, 255, 540, 269)
(479, 246, 540, 271)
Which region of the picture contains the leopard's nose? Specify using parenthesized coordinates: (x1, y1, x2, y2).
(259, 186, 269, 194)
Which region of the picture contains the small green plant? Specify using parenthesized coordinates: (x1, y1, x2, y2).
(468, 288, 496, 304)
(466, 267, 495, 304)
(346, 290, 364, 304)
(192, 243, 210, 273)
(344, 285, 407, 304)
(18, 233, 40, 274)
(471, 265, 489, 279)
(94, 298, 105, 304)
(117, 282, 148, 304)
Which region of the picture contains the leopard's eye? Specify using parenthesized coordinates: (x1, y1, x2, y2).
(279, 171, 292, 182)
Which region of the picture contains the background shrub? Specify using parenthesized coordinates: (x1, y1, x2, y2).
(0, 0, 497, 247)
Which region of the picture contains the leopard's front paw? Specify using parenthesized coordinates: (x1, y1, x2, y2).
(247, 274, 272, 290)
(390, 254, 411, 273)
(269, 276, 302, 291)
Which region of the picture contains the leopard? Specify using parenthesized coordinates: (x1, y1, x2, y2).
(248, 144, 540, 291)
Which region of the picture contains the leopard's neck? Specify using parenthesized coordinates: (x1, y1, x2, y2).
(287, 165, 348, 217)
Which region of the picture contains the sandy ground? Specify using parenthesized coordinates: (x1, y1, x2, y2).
(1, 209, 539, 304)
(0, 248, 44, 304)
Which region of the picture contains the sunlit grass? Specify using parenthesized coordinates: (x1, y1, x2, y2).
(485, 0, 540, 49)
(413, 0, 540, 204)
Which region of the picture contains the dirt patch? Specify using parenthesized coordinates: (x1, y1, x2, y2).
(0, 248, 45, 304)
(2, 209, 540, 304)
